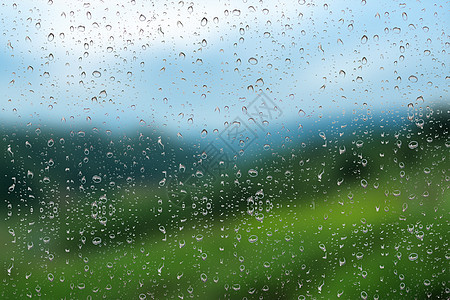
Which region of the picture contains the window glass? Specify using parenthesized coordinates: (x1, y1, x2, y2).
(1, 1, 448, 299)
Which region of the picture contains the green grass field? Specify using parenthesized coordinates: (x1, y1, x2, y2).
(1, 108, 448, 299)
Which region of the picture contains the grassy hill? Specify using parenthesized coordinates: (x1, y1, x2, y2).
(1, 106, 448, 299)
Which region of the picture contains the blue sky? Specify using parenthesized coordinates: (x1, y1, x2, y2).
(0, 0, 448, 138)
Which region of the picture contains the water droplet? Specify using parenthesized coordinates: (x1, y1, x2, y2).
(361, 179, 368, 188)
(92, 175, 102, 183)
(408, 253, 418, 261)
(201, 17, 208, 26)
(402, 12, 408, 21)
(361, 291, 368, 300)
(248, 235, 258, 243)
(92, 237, 102, 245)
(361, 35, 368, 44)
(408, 75, 418, 83)
(408, 141, 418, 149)
(248, 169, 258, 177)
(92, 71, 101, 78)
(248, 57, 258, 65)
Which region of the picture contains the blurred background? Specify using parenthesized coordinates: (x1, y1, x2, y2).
(1, 0, 449, 299)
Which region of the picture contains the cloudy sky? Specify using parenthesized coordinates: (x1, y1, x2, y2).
(0, 0, 448, 137)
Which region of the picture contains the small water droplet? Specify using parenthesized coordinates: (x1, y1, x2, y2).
(92, 175, 102, 183)
(408, 253, 418, 261)
(248, 235, 258, 243)
(361, 179, 368, 188)
(356, 140, 364, 148)
(92, 237, 102, 246)
(402, 12, 408, 21)
(248, 57, 258, 65)
(248, 169, 258, 177)
(408, 75, 418, 83)
(408, 141, 418, 149)
(361, 35, 368, 44)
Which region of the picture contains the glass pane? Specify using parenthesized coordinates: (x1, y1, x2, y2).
(1, 1, 448, 299)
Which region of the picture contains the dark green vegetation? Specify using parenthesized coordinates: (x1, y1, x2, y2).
(1, 106, 449, 299)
